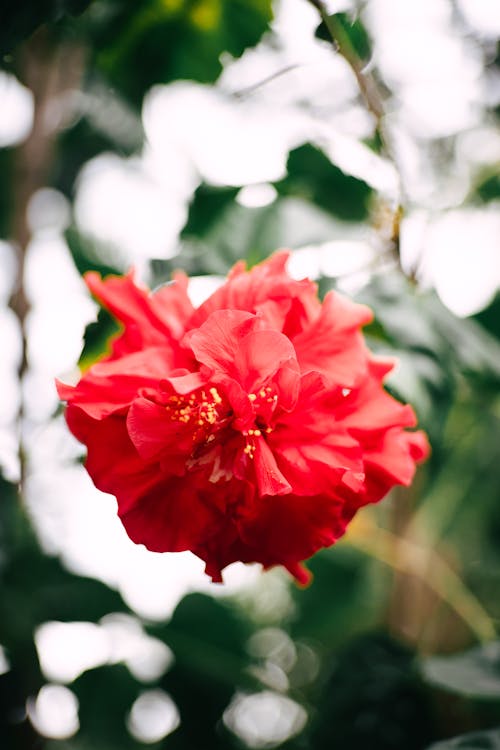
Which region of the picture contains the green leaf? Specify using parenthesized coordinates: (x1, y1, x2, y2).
(290, 547, 379, 646)
(471, 172, 500, 204)
(150, 593, 253, 749)
(0, 0, 93, 55)
(353, 272, 500, 444)
(0, 148, 13, 239)
(66, 225, 125, 278)
(0, 477, 132, 748)
(70, 665, 146, 750)
(422, 643, 500, 701)
(90, 0, 273, 108)
(427, 730, 500, 749)
(149, 593, 252, 688)
(52, 98, 143, 199)
(65, 227, 123, 367)
(315, 11, 372, 61)
(474, 293, 500, 342)
(181, 183, 239, 238)
(310, 632, 435, 750)
(277, 144, 373, 222)
(171, 195, 346, 278)
(79, 306, 120, 370)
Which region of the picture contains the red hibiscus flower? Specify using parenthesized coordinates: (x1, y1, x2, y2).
(58, 252, 429, 584)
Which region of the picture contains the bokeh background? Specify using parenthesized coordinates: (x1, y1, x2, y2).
(1, 0, 500, 748)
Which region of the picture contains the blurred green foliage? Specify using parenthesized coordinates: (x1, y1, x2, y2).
(90, 0, 274, 108)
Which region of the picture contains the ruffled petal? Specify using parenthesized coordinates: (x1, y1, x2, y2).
(119, 477, 223, 553)
(187, 309, 299, 396)
(270, 373, 364, 496)
(252, 438, 292, 496)
(66, 405, 159, 513)
(188, 251, 320, 334)
(57, 346, 175, 419)
(127, 397, 193, 473)
(292, 290, 373, 386)
(361, 428, 430, 505)
(85, 270, 194, 357)
(236, 491, 350, 571)
(337, 358, 417, 434)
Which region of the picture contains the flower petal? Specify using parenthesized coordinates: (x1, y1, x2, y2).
(252, 438, 292, 497)
(188, 309, 299, 395)
(293, 290, 373, 386)
(119, 477, 223, 553)
(57, 347, 175, 419)
(188, 251, 320, 334)
(85, 270, 193, 356)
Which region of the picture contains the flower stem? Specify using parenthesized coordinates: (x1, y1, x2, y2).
(347, 516, 497, 644)
(307, 1, 384, 131)
(306, 0, 407, 272)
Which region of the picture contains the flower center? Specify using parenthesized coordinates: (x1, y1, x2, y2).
(165, 386, 225, 444)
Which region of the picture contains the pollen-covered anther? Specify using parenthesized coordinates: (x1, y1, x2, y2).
(243, 443, 256, 458)
(165, 386, 222, 429)
(248, 386, 278, 409)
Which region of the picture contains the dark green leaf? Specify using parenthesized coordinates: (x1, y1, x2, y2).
(150, 593, 252, 688)
(310, 632, 435, 750)
(0, 148, 13, 238)
(427, 729, 500, 749)
(172, 195, 346, 278)
(151, 593, 252, 749)
(70, 665, 147, 750)
(79, 306, 120, 370)
(290, 547, 379, 646)
(52, 97, 143, 198)
(90, 0, 273, 108)
(277, 144, 373, 222)
(474, 293, 500, 342)
(181, 183, 239, 238)
(315, 11, 372, 61)
(65, 225, 125, 277)
(422, 643, 500, 700)
(0, 0, 93, 55)
(472, 172, 500, 204)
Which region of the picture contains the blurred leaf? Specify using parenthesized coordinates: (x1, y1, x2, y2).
(427, 730, 500, 749)
(0, 477, 132, 748)
(422, 643, 500, 701)
(277, 144, 373, 222)
(181, 183, 239, 238)
(0, 477, 129, 648)
(474, 294, 500, 342)
(90, 0, 273, 108)
(290, 547, 380, 646)
(310, 632, 435, 750)
(68, 665, 147, 750)
(52, 97, 143, 199)
(315, 11, 372, 61)
(0, 148, 13, 238)
(66, 225, 125, 277)
(352, 272, 500, 445)
(165, 195, 345, 279)
(151, 593, 252, 749)
(79, 307, 120, 370)
(150, 593, 252, 688)
(65, 225, 124, 369)
(0, 0, 93, 55)
(471, 172, 500, 204)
